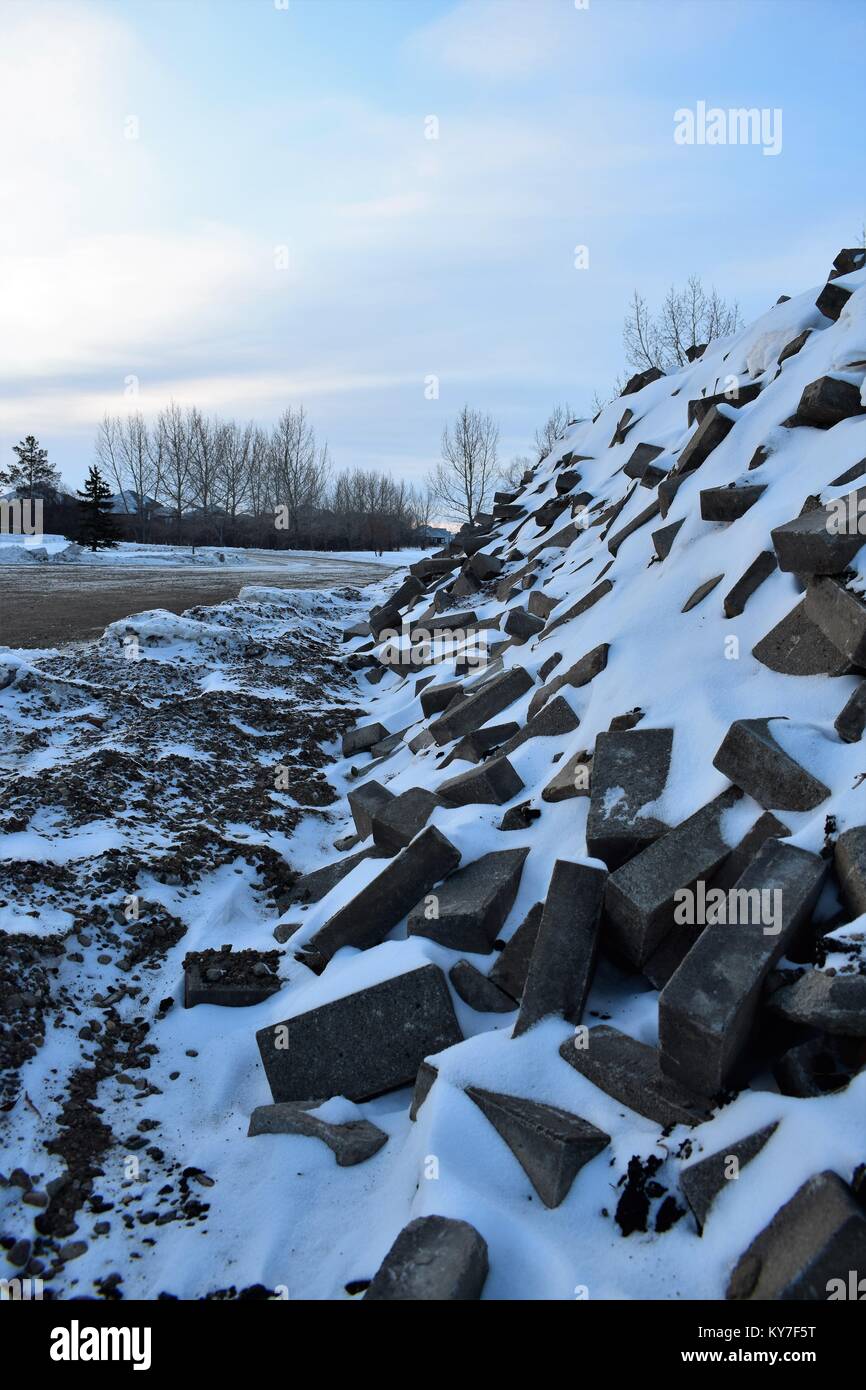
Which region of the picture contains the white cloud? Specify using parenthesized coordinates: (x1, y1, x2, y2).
(407, 0, 568, 80)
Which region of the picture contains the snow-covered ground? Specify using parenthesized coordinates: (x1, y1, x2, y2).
(0, 537, 428, 570)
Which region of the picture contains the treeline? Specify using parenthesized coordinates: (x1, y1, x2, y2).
(94, 404, 434, 551)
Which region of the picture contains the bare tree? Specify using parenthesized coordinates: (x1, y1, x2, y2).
(156, 401, 195, 539)
(534, 404, 572, 462)
(270, 405, 330, 537)
(94, 412, 159, 542)
(216, 420, 252, 541)
(498, 454, 532, 491)
(427, 405, 498, 526)
(623, 276, 742, 372)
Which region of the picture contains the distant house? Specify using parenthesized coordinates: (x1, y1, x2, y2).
(107, 491, 172, 520)
(413, 525, 451, 545)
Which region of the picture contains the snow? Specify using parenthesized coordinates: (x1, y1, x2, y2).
(0, 538, 427, 570)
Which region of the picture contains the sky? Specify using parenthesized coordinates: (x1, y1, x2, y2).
(1, 0, 865, 494)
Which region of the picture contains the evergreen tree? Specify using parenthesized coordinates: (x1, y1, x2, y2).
(77, 465, 120, 552)
(0, 435, 62, 499)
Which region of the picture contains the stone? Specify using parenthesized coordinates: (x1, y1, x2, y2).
(496, 695, 580, 759)
(796, 374, 866, 427)
(498, 801, 540, 831)
(389, 573, 425, 609)
(609, 708, 644, 732)
(364, 1216, 488, 1301)
(368, 605, 401, 639)
(408, 728, 435, 753)
(408, 609, 478, 641)
(555, 469, 582, 495)
(445, 722, 520, 765)
(429, 666, 533, 745)
(652, 519, 684, 560)
(528, 590, 558, 620)
(420, 679, 464, 717)
(256, 964, 463, 1103)
(830, 248, 866, 278)
(752, 599, 853, 676)
(773, 1036, 865, 1098)
(342, 620, 370, 640)
(681, 574, 724, 612)
(815, 281, 853, 321)
(610, 408, 635, 446)
(247, 1103, 388, 1165)
(341, 722, 388, 757)
(835, 827, 866, 916)
(710, 811, 790, 892)
(727, 1171, 866, 1300)
(370, 787, 443, 853)
(604, 788, 741, 968)
(676, 405, 735, 475)
(723, 551, 777, 617)
(469, 551, 504, 581)
(448, 961, 516, 1013)
(528, 644, 609, 718)
(437, 754, 525, 808)
(831, 458, 866, 487)
(835, 682, 866, 742)
(504, 606, 545, 643)
(542, 748, 592, 803)
(408, 848, 529, 953)
(183, 953, 280, 1009)
(621, 366, 664, 395)
(488, 902, 543, 1000)
(658, 473, 686, 518)
(559, 1025, 711, 1128)
(303, 827, 461, 967)
(285, 846, 381, 906)
(777, 329, 811, 365)
(409, 1060, 438, 1119)
(409, 555, 461, 580)
(771, 489, 866, 575)
(607, 500, 661, 556)
(586, 728, 673, 869)
(540, 580, 613, 640)
(513, 861, 606, 1036)
(688, 383, 761, 426)
(805, 576, 866, 665)
(699, 484, 766, 522)
(347, 780, 394, 839)
(623, 442, 664, 479)
(658, 840, 825, 1096)
(680, 1124, 778, 1234)
(768, 970, 866, 1036)
(712, 717, 830, 811)
(466, 1086, 609, 1208)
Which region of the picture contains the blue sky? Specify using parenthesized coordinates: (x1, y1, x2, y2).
(1, 0, 864, 491)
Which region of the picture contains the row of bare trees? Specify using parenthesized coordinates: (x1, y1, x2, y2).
(94, 404, 433, 551)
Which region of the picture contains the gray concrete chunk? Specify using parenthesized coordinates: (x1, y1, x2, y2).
(247, 1103, 388, 1165)
(712, 717, 830, 811)
(700, 484, 766, 522)
(408, 848, 529, 953)
(796, 374, 866, 426)
(409, 1060, 438, 1120)
(437, 754, 525, 807)
(658, 840, 826, 1096)
(504, 606, 545, 643)
(513, 861, 606, 1036)
(285, 846, 384, 907)
(445, 722, 520, 765)
(559, 1025, 711, 1128)
(682, 574, 724, 612)
(496, 695, 580, 759)
(528, 590, 558, 620)
(347, 779, 394, 839)
(768, 970, 866, 1036)
(528, 644, 609, 718)
(607, 500, 661, 556)
(727, 1171, 866, 1300)
(305, 826, 461, 966)
(420, 679, 465, 717)
(429, 666, 533, 745)
(370, 787, 443, 852)
(680, 1124, 778, 1234)
(542, 748, 592, 803)
(723, 551, 777, 618)
(540, 580, 613, 640)
(466, 1086, 609, 1208)
(652, 519, 684, 561)
(364, 1215, 488, 1301)
(752, 599, 853, 676)
(488, 902, 543, 1000)
(448, 960, 516, 1013)
(805, 576, 866, 665)
(835, 682, 866, 742)
(771, 489, 866, 575)
(342, 722, 388, 757)
(586, 728, 673, 869)
(623, 442, 664, 479)
(834, 826, 866, 916)
(256, 964, 463, 1103)
(604, 789, 741, 968)
(676, 405, 735, 475)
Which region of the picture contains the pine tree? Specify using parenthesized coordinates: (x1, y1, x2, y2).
(0, 435, 62, 500)
(77, 465, 119, 552)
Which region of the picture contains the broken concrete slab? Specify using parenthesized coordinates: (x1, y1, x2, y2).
(183, 950, 281, 1009)
(429, 666, 533, 746)
(712, 717, 830, 812)
(805, 576, 866, 666)
(688, 383, 761, 426)
(469, 551, 504, 581)
(710, 811, 790, 893)
(604, 788, 741, 968)
(444, 722, 520, 766)
(542, 748, 592, 803)
(488, 902, 543, 1001)
(768, 970, 866, 1036)
(752, 599, 853, 676)
(364, 1215, 489, 1301)
(304, 826, 461, 967)
(559, 1025, 711, 1128)
(676, 405, 735, 475)
(797, 374, 866, 427)
(835, 682, 866, 742)
(830, 247, 866, 278)
(256, 964, 463, 1103)
(448, 960, 516, 1013)
(815, 281, 853, 320)
(347, 779, 394, 839)
(680, 1124, 778, 1234)
(420, 679, 465, 717)
(777, 328, 811, 365)
(284, 846, 383, 908)
(437, 754, 525, 808)
(504, 606, 545, 643)
(342, 722, 388, 757)
(623, 442, 665, 480)
(699, 484, 766, 523)
(658, 839, 826, 1096)
(652, 519, 684, 561)
(528, 644, 609, 719)
(247, 1103, 388, 1165)
(682, 574, 724, 612)
(466, 1086, 609, 1208)
(622, 365, 664, 395)
(528, 590, 558, 620)
(586, 728, 673, 869)
(496, 695, 580, 760)
(771, 489, 866, 575)
(723, 551, 777, 618)
(540, 580, 613, 641)
(370, 787, 443, 853)
(727, 1171, 866, 1300)
(513, 861, 606, 1036)
(834, 827, 866, 916)
(409, 1060, 438, 1120)
(774, 1036, 866, 1098)
(408, 848, 529, 953)
(607, 499, 661, 556)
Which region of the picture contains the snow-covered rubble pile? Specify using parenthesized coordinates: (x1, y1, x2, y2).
(256, 247, 866, 1299)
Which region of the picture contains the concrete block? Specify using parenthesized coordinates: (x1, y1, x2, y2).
(558, 1025, 711, 1128)
(347, 780, 394, 839)
(652, 519, 684, 560)
(429, 666, 533, 745)
(805, 576, 866, 665)
(623, 442, 664, 479)
(682, 574, 724, 611)
(409, 1060, 438, 1120)
(527, 644, 609, 718)
(448, 961, 517, 1013)
(247, 1103, 388, 1165)
(607, 500, 661, 556)
(408, 848, 529, 953)
(797, 375, 865, 425)
(771, 489, 866, 575)
(488, 902, 543, 1000)
(513, 861, 606, 1036)
(700, 484, 766, 522)
(752, 599, 853, 676)
(680, 1124, 778, 1234)
(727, 1172, 866, 1300)
(445, 722, 520, 765)
(495, 695, 580, 760)
(712, 717, 830, 811)
(540, 581, 613, 640)
(586, 728, 672, 869)
(437, 754, 525, 808)
(370, 787, 443, 853)
(723, 551, 777, 617)
(768, 970, 866, 1036)
(676, 405, 735, 475)
(466, 1086, 609, 1208)
(364, 1216, 488, 1301)
(342, 722, 388, 757)
(835, 682, 866, 742)
(834, 827, 866, 916)
(504, 606, 545, 643)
